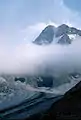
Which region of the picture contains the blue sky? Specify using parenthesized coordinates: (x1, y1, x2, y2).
(0, 0, 81, 45)
(0, 0, 55, 29)
(64, 0, 81, 12)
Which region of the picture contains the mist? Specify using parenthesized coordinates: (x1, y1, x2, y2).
(0, 37, 81, 76)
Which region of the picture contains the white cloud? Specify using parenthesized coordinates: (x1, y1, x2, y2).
(22, 23, 46, 42)
(0, 37, 81, 77)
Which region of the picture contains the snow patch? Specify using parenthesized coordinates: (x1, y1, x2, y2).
(68, 34, 77, 40)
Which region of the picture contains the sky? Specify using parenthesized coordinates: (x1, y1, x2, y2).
(0, 0, 81, 46)
(64, 0, 81, 12)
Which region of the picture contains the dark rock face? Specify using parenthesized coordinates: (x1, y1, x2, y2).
(15, 77, 25, 82)
(33, 24, 81, 45)
(14, 76, 54, 88)
(42, 81, 81, 120)
(37, 76, 53, 87)
(33, 25, 55, 45)
(26, 81, 81, 120)
(57, 34, 71, 44)
(55, 24, 69, 37)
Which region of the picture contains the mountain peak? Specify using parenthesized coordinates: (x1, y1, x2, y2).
(58, 24, 69, 28)
(33, 25, 55, 45)
(44, 25, 55, 29)
(33, 24, 81, 45)
(55, 24, 69, 37)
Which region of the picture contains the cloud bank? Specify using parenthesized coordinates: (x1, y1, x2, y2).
(0, 36, 81, 77)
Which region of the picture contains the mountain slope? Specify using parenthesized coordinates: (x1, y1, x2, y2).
(26, 81, 81, 120)
(33, 25, 55, 45)
(41, 81, 81, 120)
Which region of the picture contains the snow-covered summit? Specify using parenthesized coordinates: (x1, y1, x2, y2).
(33, 24, 81, 45)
